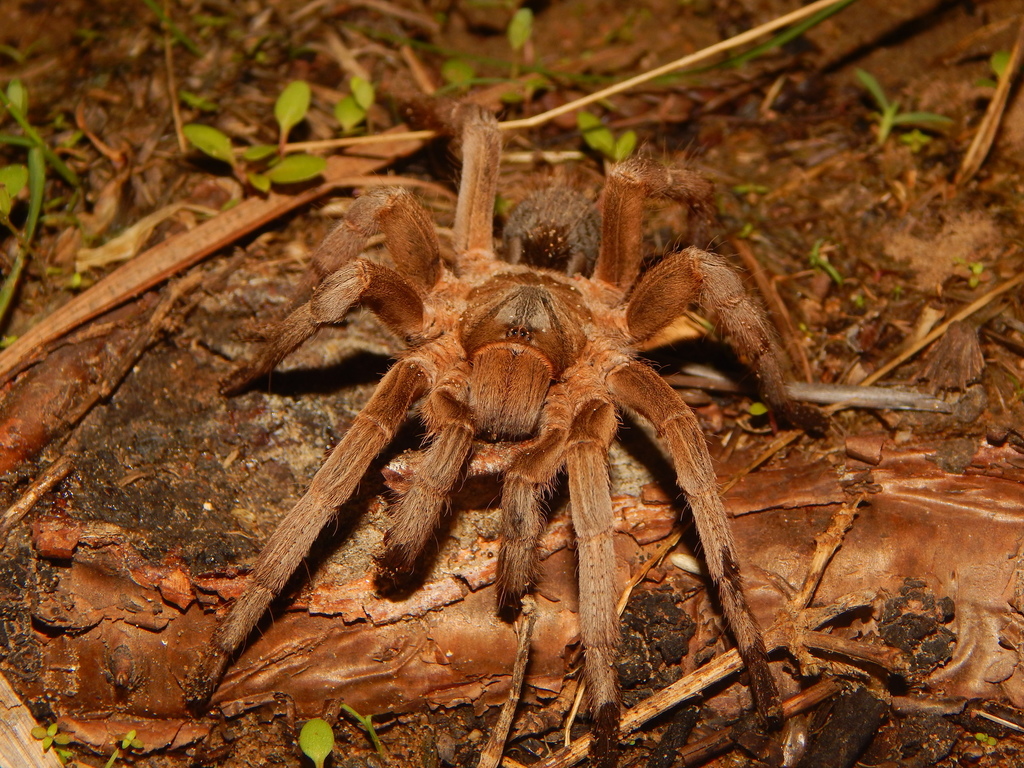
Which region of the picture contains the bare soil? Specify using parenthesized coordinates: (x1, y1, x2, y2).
(1, 1, 1024, 767)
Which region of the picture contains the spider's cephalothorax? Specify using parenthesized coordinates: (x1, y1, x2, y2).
(185, 103, 825, 764)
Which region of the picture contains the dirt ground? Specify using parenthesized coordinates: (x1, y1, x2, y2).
(2, 0, 1024, 766)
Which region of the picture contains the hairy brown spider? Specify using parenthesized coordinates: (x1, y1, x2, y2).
(185, 103, 825, 762)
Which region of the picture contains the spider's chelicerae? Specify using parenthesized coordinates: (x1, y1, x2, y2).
(185, 103, 825, 761)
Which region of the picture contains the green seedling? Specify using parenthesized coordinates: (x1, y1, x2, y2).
(855, 69, 952, 146)
(299, 718, 335, 768)
(974, 732, 998, 747)
(808, 238, 843, 285)
(183, 79, 326, 192)
(333, 76, 375, 133)
(440, 58, 477, 90)
(507, 7, 533, 78)
(179, 90, 218, 112)
(31, 722, 73, 764)
(976, 50, 1012, 88)
(577, 111, 636, 162)
(0, 79, 81, 331)
(341, 704, 385, 756)
(954, 257, 986, 289)
(103, 729, 143, 768)
(139, 0, 201, 55)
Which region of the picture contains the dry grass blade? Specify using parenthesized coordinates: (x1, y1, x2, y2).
(955, 15, 1024, 184)
(0, 454, 74, 545)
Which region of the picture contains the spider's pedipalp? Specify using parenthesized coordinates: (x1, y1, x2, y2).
(607, 360, 782, 723)
(376, 374, 475, 585)
(184, 359, 429, 709)
(220, 258, 424, 395)
(594, 157, 713, 290)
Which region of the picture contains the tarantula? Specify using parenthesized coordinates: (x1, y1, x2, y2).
(185, 103, 824, 762)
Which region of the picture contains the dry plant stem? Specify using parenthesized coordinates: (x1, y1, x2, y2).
(729, 236, 812, 384)
(162, 4, 186, 153)
(0, 140, 425, 385)
(956, 16, 1024, 184)
(792, 499, 860, 610)
(860, 263, 1024, 387)
(0, 454, 74, 545)
(720, 430, 801, 495)
(286, 0, 854, 154)
(478, 596, 538, 768)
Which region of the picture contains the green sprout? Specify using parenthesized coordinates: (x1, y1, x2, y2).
(808, 238, 844, 285)
(976, 50, 1011, 88)
(974, 731, 998, 747)
(855, 69, 952, 146)
(341, 704, 384, 756)
(102, 729, 143, 768)
(333, 76, 375, 133)
(507, 7, 533, 78)
(577, 111, 636, 163)
(299, 718, 335, 768)
(0, 78, 82, 331)
(440, 59, 477, 90)
(31, 723, 72, 763)
(183, 80, 326, 192)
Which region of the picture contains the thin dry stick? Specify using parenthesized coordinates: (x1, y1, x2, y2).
(792, 497, 861, 611)
(860, 263, 1024, 388)
(956, 15, 1024, 184)
(163, 0, 186, 153)
(478, 597, 538, 768)
(729, 236, 813, 383)
(286, 0, 855, 154)
(0, 454, 74, 545)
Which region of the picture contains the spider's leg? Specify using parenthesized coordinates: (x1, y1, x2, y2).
(342, 186, 441, 290)
(184, 360, 429, 710)
(450, 104, 501, 256)
(594, 157, 713, 290)
(221, 258, 424, 395)
(496, 417, 569, 607)
(682, 246, 828, 434)
(563, 398, 622, 766)
(607, 360, 782, 724)
(375, 373, 474, 584)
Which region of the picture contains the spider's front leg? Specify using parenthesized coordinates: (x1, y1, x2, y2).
(627, 245, 828, 433)
(222, 187, 440, 394)
(607, 361, 782, 723)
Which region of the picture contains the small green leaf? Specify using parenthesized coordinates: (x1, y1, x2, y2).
(183, 124, 235, 165)
(179, 90, 219, 112)
(855, 69, 888, 111)
(749, 402, 768, 417)
(613, 130, 637, 161)
(264, 153, 326, 184)
(31, 726, 48, 740)
(350, 76, 375, 111)
(890, 111, 952, 127)
(6, 79, 27, 115)
(242, 143, 278, 161)
(507, 8, 533, 52)
(577, 111, 615, 158)
(898, 128, 932, 153)
(334, 95, 366, 132)
(0, 186, 10, 216)
(0, 164, 27, 209)
(299, 718, 335, 768)
(275, 80, 311, 142)
(247, 171, 271, 193)
(441, 59, 476, 87)
(991, 50, 1010, 78)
